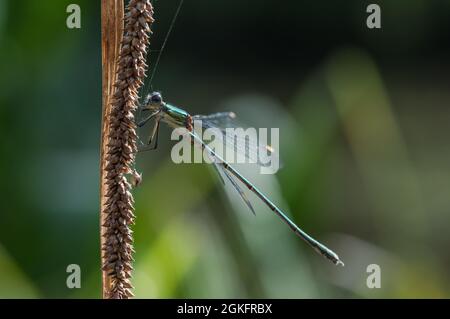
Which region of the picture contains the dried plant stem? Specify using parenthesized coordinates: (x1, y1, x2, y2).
(100, 0, 154, 299)
(101, 0, 123, 299)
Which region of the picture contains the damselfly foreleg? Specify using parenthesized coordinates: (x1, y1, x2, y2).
(147, 119, 160, 149)
(137, 112, 161, 152)
(138, 110, 160, 127)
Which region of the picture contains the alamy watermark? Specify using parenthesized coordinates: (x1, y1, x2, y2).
(366, 263, 381, 289)
(366, 4, 381, 29)
(170, 120, 280, 175)
(66, 264, 81, 289)
(66, 4, 81, 29)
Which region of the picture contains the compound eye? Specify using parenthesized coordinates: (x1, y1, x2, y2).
(151, 93, 162, 104)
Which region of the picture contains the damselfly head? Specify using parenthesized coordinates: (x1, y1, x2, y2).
(144, 91, 164, 110)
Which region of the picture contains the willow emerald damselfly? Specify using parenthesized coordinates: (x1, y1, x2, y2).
(137, 91, 344, 266)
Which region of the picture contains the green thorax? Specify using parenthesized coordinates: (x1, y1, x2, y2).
(162, 103, 191, 128)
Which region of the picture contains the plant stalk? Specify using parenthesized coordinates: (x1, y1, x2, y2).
(100, 0, 154, 299)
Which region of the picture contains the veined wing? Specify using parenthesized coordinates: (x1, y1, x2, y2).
(196, 131, 256, 216)
(193, 113, 280, 168)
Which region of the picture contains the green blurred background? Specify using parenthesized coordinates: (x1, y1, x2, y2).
(0, 0, 450, 298)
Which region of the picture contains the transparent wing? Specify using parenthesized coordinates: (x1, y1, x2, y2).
(221, 166, 256, 215)
(210, 160, 225, 185)
(200, 133, 255, 215)
(193, 112, 236, 126)
(193, 113, 280, 168)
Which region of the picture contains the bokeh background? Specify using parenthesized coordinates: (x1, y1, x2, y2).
(0, 0, 450, 298)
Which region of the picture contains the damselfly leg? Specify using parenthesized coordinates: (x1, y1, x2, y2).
(147, 119, 161, 149)
(137, 110, 161, 152)
(137, 109, 160, 128)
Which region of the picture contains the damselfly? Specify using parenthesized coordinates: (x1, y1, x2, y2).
(137, 91, 344, 266)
